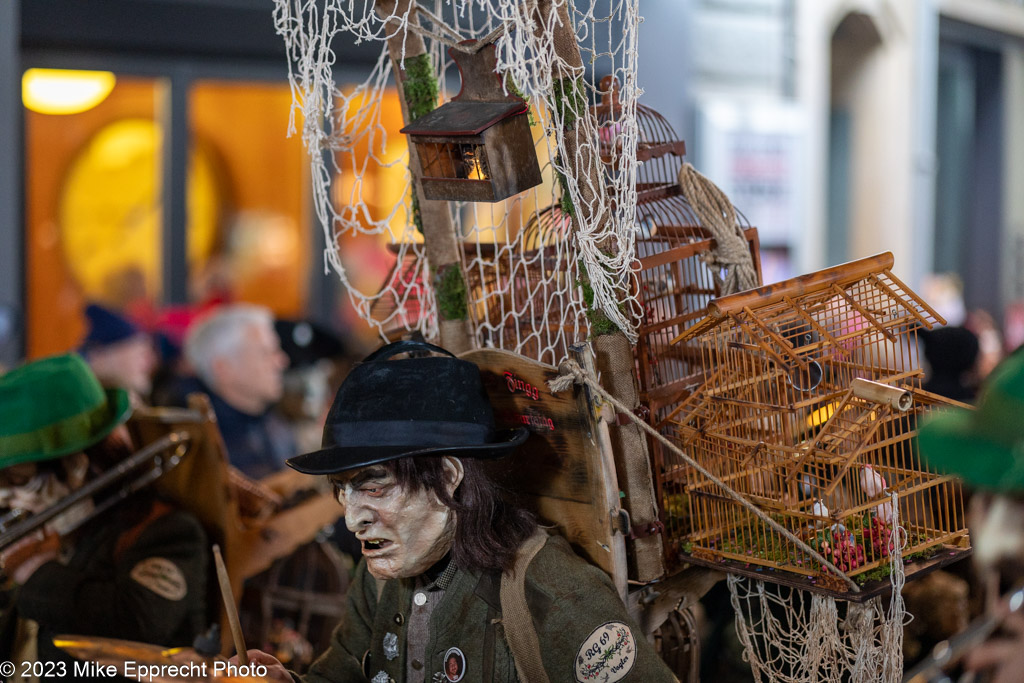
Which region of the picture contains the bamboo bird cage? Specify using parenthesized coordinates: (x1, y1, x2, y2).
(658, 252, 971, 592)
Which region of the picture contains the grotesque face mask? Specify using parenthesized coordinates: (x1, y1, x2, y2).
(333, 456, 464, 580)
(0, 452, 92, 535)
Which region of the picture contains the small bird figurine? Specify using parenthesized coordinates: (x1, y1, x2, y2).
(874, 501, 895, 524)
(801, 473, 816, 498)
(860, 464, 888, 497)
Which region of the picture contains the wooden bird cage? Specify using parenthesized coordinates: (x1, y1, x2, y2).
(595, 77, 763, 419)
(370, 246, 431, 340)
(400, 42, 542, 203)
(464, 206, 580, 366)
(657, 252, 971, 595)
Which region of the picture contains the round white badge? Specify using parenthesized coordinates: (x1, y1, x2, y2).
(574, 622, 636, 682)
(443, 647, 465, 682)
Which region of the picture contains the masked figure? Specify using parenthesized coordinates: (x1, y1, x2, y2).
(0, 354, 208, 675)
(244, 341, 677, 683)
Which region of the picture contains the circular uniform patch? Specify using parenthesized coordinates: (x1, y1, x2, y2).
(129, 557, 188, 601)
(574, 622, 636, 682)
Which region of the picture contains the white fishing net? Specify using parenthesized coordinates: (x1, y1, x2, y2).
(272, 3, 909, 680)
(727, 492, 908, 683)
(272, 0, 643, 363)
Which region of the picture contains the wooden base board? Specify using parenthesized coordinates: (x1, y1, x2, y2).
(677, 546, 972, 603)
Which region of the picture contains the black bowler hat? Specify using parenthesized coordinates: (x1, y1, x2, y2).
(286, 340, 528, 475)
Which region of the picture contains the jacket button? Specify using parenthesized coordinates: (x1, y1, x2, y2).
(411, 660, 423, 670)
(394, 613, 404, 625)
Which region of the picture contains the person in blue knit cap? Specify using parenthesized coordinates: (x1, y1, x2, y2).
(79, 303, 157, 399)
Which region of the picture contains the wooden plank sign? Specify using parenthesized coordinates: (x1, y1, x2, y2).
(461, 347, 626, 588)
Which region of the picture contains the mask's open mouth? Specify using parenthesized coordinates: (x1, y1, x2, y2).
(363, 538, 391, 551)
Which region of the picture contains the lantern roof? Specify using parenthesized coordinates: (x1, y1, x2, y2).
(400, 99, 527, 137)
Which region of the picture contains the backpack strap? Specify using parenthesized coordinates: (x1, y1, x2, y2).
(500, 528, 551, 683)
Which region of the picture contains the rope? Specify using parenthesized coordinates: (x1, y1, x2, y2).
(677, 162, 760, 296)
(549, 359, 862, 592)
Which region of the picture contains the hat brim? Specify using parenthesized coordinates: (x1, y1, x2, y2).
(918, 408, 1024, 492)
(0, 387, 133, 469)
(285, 426, 530, 475)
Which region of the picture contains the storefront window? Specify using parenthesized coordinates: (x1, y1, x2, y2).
(25, 74, 165, 357)
(24, 73, 309, 358)
(188, 80, 309, 317)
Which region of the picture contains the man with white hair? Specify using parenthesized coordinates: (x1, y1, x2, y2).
(182, 304, 292, 478)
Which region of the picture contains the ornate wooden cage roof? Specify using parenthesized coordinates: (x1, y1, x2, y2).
(595, 77, 762, 415)
(656, 252, 970, 594)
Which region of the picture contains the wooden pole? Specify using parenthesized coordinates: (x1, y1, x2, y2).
(375, 0, 474, 354)
(528, 0, 613, 253)
(528, 0, 663, 585)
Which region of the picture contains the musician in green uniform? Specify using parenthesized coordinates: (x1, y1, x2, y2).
(242, 341, 677, 683)
(0, 354, 208, 673)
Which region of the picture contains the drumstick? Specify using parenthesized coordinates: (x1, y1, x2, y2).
(212, 544, 249, 666)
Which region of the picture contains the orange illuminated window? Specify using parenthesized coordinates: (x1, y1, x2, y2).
(25, 75, 165, 358)
(25, 74, 311, 359)
(189, 81, 310, 318)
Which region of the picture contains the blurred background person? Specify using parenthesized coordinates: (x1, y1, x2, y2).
(0, 354, 208, 666)
(920, 326, 981, 403)
(966, 309, 1006, 382)
(78, 303, 158, 400)
(916, 351, 1024, 682)
(274, 319, 352, 456)
(179, 304, 292, 479)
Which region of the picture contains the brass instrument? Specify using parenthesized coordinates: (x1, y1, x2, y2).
(0, 430, 191, 550)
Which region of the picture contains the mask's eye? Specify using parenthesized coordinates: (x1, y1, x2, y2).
(361, 485, 386, 498)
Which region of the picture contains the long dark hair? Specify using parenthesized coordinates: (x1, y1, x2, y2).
(384, 456, 536, 573)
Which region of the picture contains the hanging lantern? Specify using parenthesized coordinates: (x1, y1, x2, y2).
(400, 42, 542, 203)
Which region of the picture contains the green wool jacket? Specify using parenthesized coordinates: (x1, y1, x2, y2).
(304, 534, 677, 683)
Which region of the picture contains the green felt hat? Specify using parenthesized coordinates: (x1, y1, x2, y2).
(0, 353, 132, 469)
(919, 351, 1024, 492)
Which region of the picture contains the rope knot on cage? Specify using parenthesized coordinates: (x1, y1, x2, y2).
(548, 360, 587, 393)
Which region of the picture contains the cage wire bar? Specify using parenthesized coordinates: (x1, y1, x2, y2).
(657, 253, 970, 589)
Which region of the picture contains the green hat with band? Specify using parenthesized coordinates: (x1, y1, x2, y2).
(0, 353, 132, 469)
(919, 351, 1024, 492)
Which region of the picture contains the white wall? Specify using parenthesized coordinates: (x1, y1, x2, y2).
(796, 0, 936, 287)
